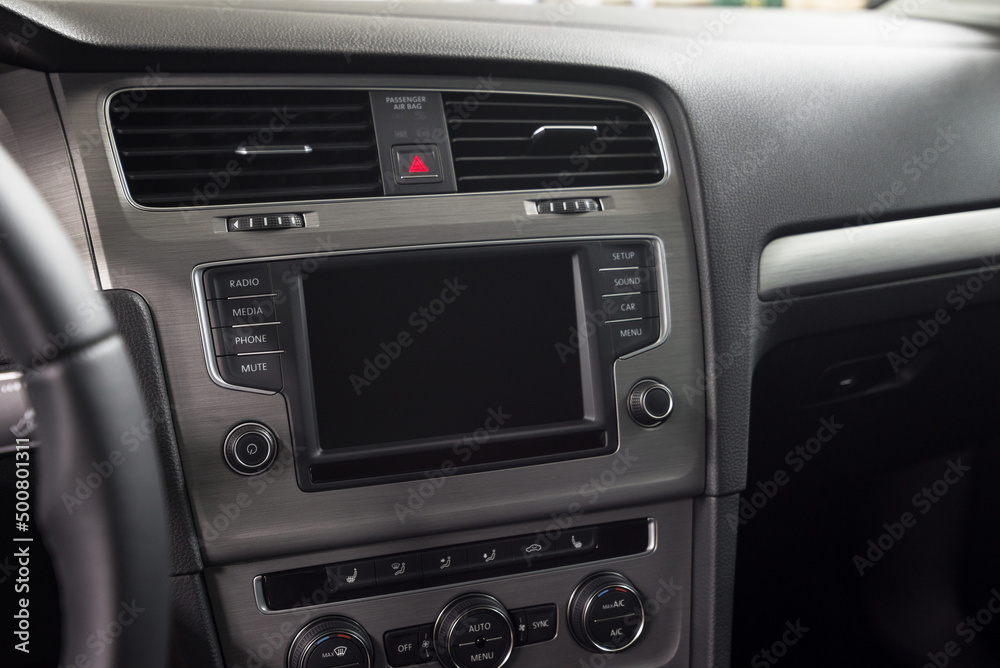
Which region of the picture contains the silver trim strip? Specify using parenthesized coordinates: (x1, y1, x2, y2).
(235, 145, 312, 156)
(192, 235, 671, 395)
(759, 206, 1000, 300)
(251, 518, 657, 616)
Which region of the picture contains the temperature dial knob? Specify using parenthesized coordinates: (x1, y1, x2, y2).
(287, 616, 372, 668)
(569, 572, 645, 652)
(434, 594, 514, 668)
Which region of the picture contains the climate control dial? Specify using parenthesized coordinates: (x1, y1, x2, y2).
(287, 616, 372, 668)
(568, 572, 645, 653)
(434, 594, 514, 668)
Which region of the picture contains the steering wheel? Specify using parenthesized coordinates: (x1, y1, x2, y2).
(0, 143, 169, 667)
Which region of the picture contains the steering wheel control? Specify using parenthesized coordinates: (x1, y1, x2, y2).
(223, 422, 277, 475)
(568, 572, 645, 653)
(287, 616, 373, 668)
(627, 379, 674, 427)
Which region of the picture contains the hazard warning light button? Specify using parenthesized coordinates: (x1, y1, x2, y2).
(391, 144, 443, 184)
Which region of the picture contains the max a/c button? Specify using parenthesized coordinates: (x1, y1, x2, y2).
(217, 353, 282, 391)
(392, 145, 442, 184)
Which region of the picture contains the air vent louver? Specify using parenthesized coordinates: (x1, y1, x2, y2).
(442, 93, 663, 193)
(108, 89, 382, 208)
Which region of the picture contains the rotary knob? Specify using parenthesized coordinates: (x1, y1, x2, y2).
(568, 573, 645, 653)
(223, 422, 277, 475)
(627, 380, 674, 427)
(287, 616, 372, 668)
(434, 594, 514, 668)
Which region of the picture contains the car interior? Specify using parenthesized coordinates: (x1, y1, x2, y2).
(0, 1, 998, 667)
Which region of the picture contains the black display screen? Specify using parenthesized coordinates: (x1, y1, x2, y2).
(304, 249, 586, 449)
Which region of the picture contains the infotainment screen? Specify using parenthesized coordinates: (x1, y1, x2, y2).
(303, 248, 585, 449)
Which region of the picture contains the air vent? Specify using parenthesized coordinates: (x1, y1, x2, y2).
(442, 93, 663, 193)
(108, 89, 382, 208)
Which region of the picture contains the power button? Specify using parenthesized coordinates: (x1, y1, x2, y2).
(223, 422, 277, 475)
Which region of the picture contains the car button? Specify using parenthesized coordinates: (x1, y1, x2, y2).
(374, 554, 423, 585)
(216, 353, 282, 391)
(325, 560, 377, 595)
(466, 539, 512, 571)
(204, 264, 273, 299)
(512, 535, 558, 566)
(603, 293, 654, 322)
(392, 145, 443, 184)
(212, 324, 280, 355)
(524, 605, 558, 644)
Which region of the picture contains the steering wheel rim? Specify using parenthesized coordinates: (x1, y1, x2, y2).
(0, 143, 169, 667)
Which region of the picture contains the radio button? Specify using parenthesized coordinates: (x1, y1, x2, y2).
(208, 296, 277, 327)
(600, 243, 654, 269)
(212, 325, 280, 355)
(204, 264, 273, 299)
(601, 267, 655, 296)
(217, 353, 282, 391)
(610, 318, 659, 357)
(603, 293, 654, 322)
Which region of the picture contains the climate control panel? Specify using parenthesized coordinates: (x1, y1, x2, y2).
(286, 573, 645, 668)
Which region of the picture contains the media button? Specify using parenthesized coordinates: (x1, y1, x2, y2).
(610, 318, 660, 357)
(217, 353, 282, 391)
(204, 264, 273, 299)
(466, 539, 512, 571)
(325, 560, 377, 595)
(421, 547, 468, 577)
(212, 324, 280, 355)
(208, 296, 276, 327)
(375, 554, 423, 585)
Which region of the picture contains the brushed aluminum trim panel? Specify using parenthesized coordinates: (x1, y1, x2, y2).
(0, 69, 97, 288)
(52, 73, 705, 570)
(759, 206, 1000, 300)
(191, 235, 671, 395)
(207, 501, 690, 668)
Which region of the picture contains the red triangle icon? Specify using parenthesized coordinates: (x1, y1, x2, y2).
(408, 154, 430, 173)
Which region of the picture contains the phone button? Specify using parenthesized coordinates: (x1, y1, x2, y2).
(325, 560, 377, 594)
(374, 554, 423, 585)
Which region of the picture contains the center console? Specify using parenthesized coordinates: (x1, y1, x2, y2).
(50, 73, 706, 668)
